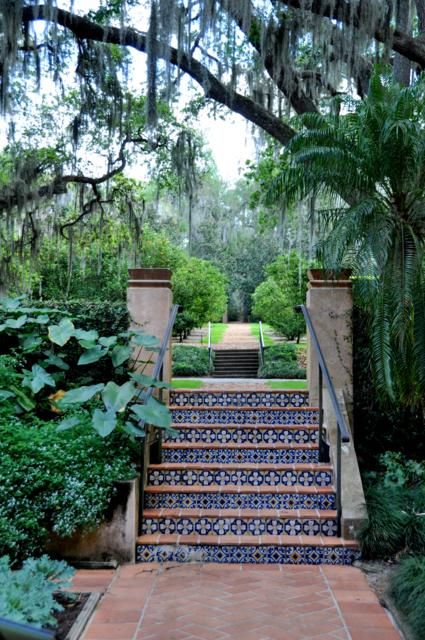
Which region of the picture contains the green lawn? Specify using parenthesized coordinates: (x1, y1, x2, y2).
(209, 323, 228, 344)
(266, 379, 308, 390)
(249, 323, 276, 346)
(172, 379, 205, 389)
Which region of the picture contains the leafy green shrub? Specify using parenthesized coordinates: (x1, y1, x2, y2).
(0, 555, 74, 629)
(42, 300, 129, 336)
(390, 555, 425, 640)
(0, 413, 137, 562)
(357, 484, 407, 559)
(359, 454, 425, 559)
(0, 296, 172, 438)
(259, 344, 306, 379)
(173, 346, 211, 376)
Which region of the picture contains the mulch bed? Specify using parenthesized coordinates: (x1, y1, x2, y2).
(47, 592, 90, 639)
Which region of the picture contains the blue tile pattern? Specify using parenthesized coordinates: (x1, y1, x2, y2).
(162, 447, 319, 464)
(144, 491, 335, 510)
(142, 516, 338, 537)
(137, 388, 360, 566)
(147, 468, 333, 487)
(171, 408, 319, 425)
(136, 543, 361, 565)
(165, 426, 318, 444)
(170, 391, 309, 408)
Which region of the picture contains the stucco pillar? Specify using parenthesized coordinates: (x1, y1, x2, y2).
(306, 269, 353, 414)
(127, 268, 173, 386)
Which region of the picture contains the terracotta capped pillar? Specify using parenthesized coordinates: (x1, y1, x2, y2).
(306, 269, 353, 413)
(127, 268, 173, 385)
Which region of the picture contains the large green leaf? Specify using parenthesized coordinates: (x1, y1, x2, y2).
(9, 385, 36, 411)
(131, 396, 171, 429)
(132, 332, 160, 348)
(0, 389, 15, 400)
(23, 365, 56, 394)
(111, 344, 132, 368)
(22, 334, 43, 352)
(5, 315, 28, 329)
(74, 329, 99, 342)
(99, 336, 117, 348)
(48, 318, 75, 346)
(59, 383, 105, 406)
(102, 381, 136, 412)
(92, 408, 117, 437)
(78, 346, 108, 365)
(43, 352, 70, 371)
(130, 372, 170, 389)
(33, 314, 50, 325)
(123, 420, 145, 438)
(56, 416, 81, 432)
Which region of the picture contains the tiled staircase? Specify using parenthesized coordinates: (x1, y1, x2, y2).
(213, 349, 259, 378)
(136, 389, 360, 564)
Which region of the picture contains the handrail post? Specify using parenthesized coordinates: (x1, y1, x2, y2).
(259, 321, 265, 366)
(318, 365, 324, 462)
(336, 425, 342, 537)
(208, 321, 212, 371)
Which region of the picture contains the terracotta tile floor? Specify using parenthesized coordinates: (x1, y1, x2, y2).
(78, 564, 402, 640)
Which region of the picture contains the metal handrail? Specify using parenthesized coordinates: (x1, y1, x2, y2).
(137, 304, 179, 534)
(258, 321, 265, 366)
(295, 304, 350, 537)
(208, 321, 213, 371)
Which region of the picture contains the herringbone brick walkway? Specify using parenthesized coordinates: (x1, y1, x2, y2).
(78, 564, 401, 640)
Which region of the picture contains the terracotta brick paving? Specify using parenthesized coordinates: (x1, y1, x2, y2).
(78, 564, 402, 640)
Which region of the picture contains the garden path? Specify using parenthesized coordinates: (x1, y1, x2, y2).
(214, 322, 258, 349)
(77, 564, 402, 640)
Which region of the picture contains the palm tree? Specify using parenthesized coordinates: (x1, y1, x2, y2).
(265, 70, 425, 406)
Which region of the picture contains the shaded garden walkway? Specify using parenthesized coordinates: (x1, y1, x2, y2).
(75, 564, 401, 640)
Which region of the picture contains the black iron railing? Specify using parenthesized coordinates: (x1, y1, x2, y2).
(208, 321, 213, 371)
(258, 321, 265, 366)
(137, 304, 179, 534)
(295, 304, 350, 537)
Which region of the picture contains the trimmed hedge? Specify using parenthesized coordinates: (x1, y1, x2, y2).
(259, 344, 306, 379)
(172, 346, 212, 376)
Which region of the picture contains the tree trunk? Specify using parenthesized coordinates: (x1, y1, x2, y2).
(394, 0, 413, 85)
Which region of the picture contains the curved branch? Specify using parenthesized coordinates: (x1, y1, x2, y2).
(21, 5, 296, 146)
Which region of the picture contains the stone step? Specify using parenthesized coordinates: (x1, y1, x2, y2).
(170, 407, 319, 426)
(144, 484, 335, 510)
(136, 535, 360, 565)
(147, 463, 333, 487)
(141, 508, 338, 537)
(162, 442, 319, 464)
(165, 424, 318, 445)
(169, 389, 309, 408)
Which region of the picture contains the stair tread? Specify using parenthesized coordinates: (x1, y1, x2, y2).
(145, 484, 334, 494)
(169, 423, 317, 430)
(171, 405, 318, 411)
(143, 508, 338, 518)
(149, 462, 332, 470)
(163, 442, 318, 450)
(137, 533, 358, 547)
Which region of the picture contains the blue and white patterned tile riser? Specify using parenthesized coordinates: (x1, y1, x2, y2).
(147, 468, 333, 487)
(162, 447, 319, 464)
(136, 544, 361, 565)
(144, 491, 335, 510)
(171, 408, 319, 425)
(142, 516, 338, 537)
(170, 391, 309, 408)
(164, 426, 318, 445)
